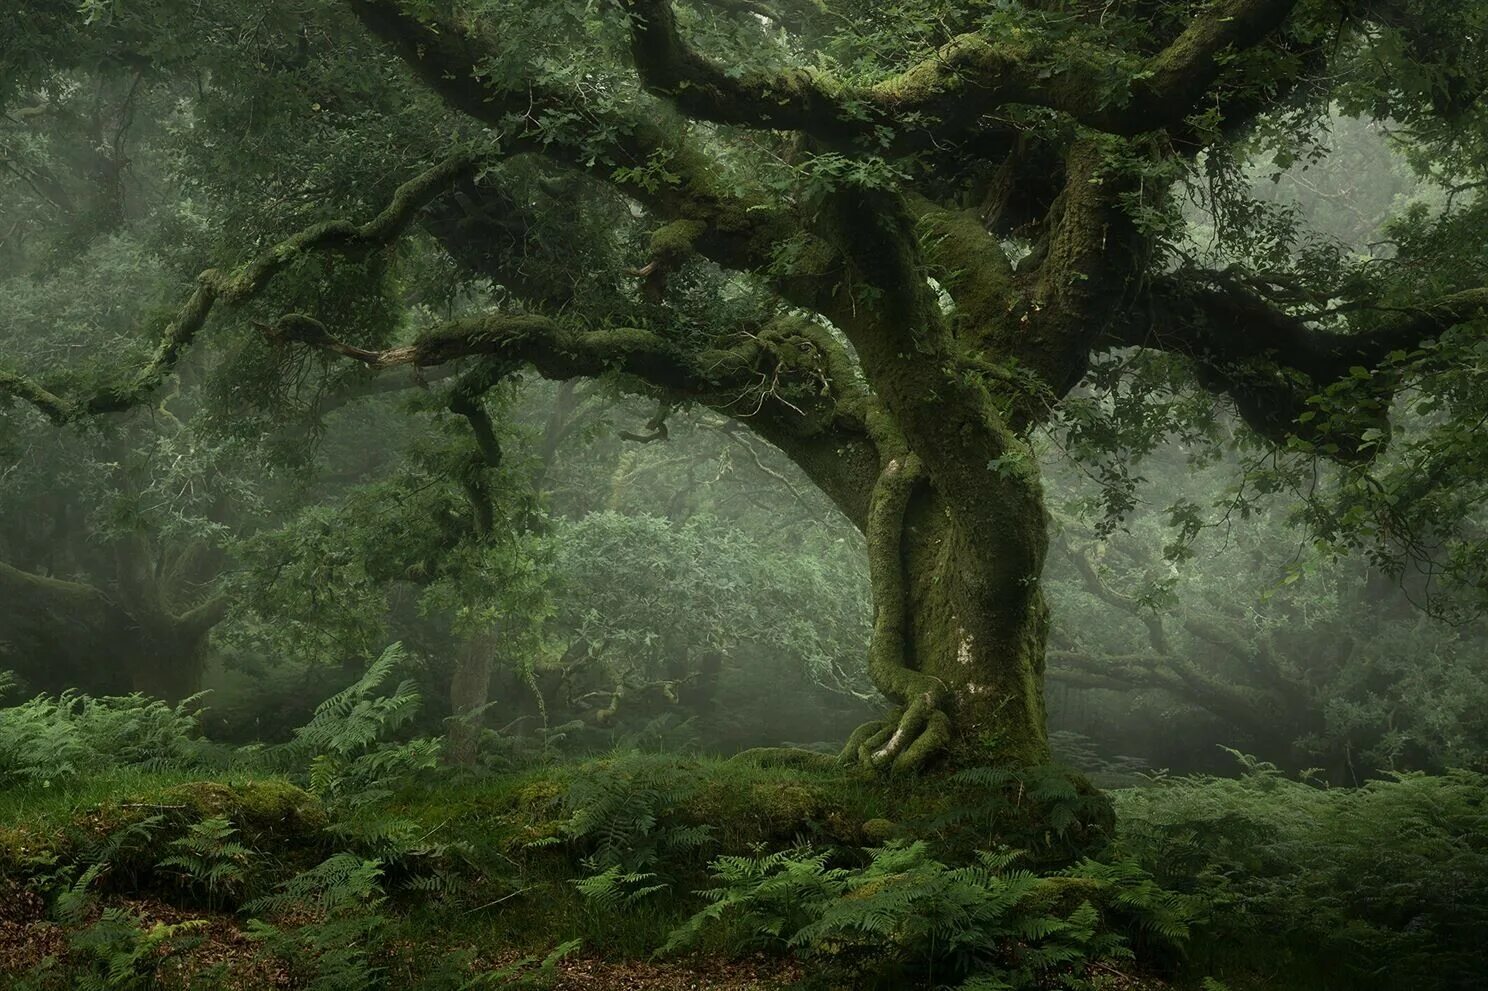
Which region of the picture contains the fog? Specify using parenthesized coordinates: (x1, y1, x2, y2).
(2, 3, 1486, 989)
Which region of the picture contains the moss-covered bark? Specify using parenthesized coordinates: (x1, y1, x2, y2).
(0, 559, 219, 701)
(843, 462, 1052, 774)
(122, 621, 214, 701)
(448, 631, 498, 765)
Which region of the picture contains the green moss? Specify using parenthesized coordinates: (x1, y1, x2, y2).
(648, 218, 707, 262)
(0, 773, 330, 916)
(163, 779, 327, 840)
(513, 779, 563, 813)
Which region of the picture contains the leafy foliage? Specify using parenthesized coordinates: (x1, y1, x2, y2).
(0, 690, 206, 788)
(664, 840, 1196, 990)
(1114, 759, 1488, 988)
(549, 510, 872, 716)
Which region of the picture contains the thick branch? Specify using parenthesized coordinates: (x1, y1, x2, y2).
(1048, 648, 1277, 736)
(1144, 275, 1488, 383)
(313, 365, 460, 416)
(349, 0, 801, 283)
(0, 153, 478, 424)
(622, 0, 1300, 147)
(178, 594, 231, 638)
(266, 308, 882, 526)
(1116, 274, 1488, 457)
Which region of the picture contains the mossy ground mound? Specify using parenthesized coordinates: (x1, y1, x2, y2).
(0, 773, 326, 908)
(411, 752, 1112, 871)
(32, 756, 1471, 990)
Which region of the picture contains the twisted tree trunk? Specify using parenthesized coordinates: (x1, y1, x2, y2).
(840, 450, 1052, 774)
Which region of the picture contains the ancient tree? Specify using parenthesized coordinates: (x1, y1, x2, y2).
(3, 0, 1487, 771)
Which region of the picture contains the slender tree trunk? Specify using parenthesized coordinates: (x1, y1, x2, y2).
(447, 631, 498, 765)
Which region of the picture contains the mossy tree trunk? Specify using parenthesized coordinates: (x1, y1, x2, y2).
(807, 180, 1064, 775)
(123, 607, 223, 700)
(845, 473, 1051, 772)
(0, 556, 224, 701)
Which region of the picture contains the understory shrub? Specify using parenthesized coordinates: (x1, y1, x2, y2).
(6, 662, 1488, 991)
(1113, 756, 1488, 989)
(662, 840, 1198, 990)
(0, 690, 207, 788)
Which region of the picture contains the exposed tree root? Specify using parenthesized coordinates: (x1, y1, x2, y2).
(839, 453, 952, 776)
(840, 692, 952, 776)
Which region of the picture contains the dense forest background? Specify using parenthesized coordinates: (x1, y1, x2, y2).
(2, 1, 1487, 989)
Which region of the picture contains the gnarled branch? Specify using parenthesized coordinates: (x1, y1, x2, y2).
(1113, 273, 1488, 459)
(621, 0, 1301, 148)
(0, 153, 479, 424)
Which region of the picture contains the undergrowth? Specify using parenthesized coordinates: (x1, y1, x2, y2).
(1113, 754, 1488, 990)
(2, 653, 1486, 989)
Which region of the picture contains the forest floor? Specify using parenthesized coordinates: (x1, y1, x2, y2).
(0, 898, 806, 989)
(1, 753, 1482, 989)
(0, 757, 1157, 990)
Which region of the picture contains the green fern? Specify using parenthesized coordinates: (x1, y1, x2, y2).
(552, 752, 714, 871)
(53, 862, 108, 926)
(1114, 763, 1488, 987)
(659, 846, 842, 955)
(573, 865, 668, 908)
(289, 643, 420, 758)
(665, 840, 1185, 990)
(156, 815, 254, 909)
(68, 908, 207, 991)
(245, 854, 390, 991)
(84, 814, 166, 890)
(277, 643, 442, 807)
(0, 691, 205, 788)
(546, 752, 717, 908)
(459, 939, 582, 989)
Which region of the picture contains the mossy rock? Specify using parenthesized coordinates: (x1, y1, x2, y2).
(860, 817, 898, 844)
(503, 817, 565, 856)
(688, 778, 831, 846)
(0, 826, 61, 882)
(1024, 875, 1106, 915)
(162, 779, 328, 845)
(0, 778, 328, 910)
(747, 782, 823, 826)
(513, 779, 564, 814)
